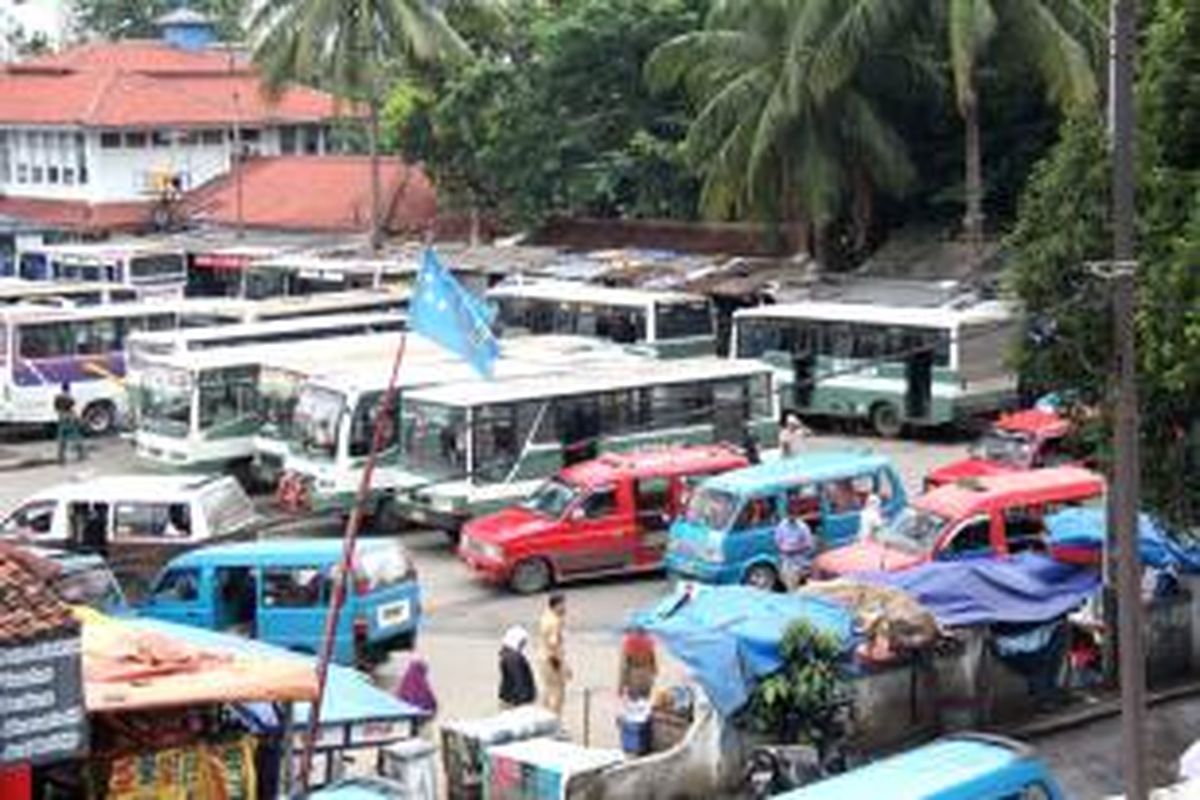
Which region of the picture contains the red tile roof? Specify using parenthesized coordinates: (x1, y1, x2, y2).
(0, 196, 155, 233)
(0, 546, 78, 645)
(0, 41, 343, 127)
(184, 156, 438, 234)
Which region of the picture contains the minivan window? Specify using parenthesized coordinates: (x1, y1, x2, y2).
(356, 545, 412, 592)
(263, 567, 324, 607)
(113, 502, 192, 539)
(154, 568, 200, 602)
(882, 508, 948, 554)
(733, 497, 778, 531)
(944, 516, 992, 556)
(3, 500, 55, 534)
(684, 487, 738, 530)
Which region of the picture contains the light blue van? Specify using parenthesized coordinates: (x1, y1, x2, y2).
(778, 734, 1067, 799)
(140, 539, 421, 665)
(665, 452, 905, 588)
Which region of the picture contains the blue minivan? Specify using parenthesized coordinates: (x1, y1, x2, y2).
(665, 452, 905, 588)
(778, 734, 1067, 799)
(140, 539, 421, 665)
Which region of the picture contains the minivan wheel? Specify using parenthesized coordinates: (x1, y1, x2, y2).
(372, 496, 405, 534)
(869, 402, 903, 439)
(744, 563, 779, 591)
(80, 401, 116, 436)
(509, 558, 552, 595)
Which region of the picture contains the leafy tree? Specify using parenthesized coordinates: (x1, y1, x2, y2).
(72, 0, 246, 41)
(251, 0, 470, 250)
(645, 0, 920, 258)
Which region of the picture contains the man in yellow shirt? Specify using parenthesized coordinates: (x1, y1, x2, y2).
(537, 592, 570, 717)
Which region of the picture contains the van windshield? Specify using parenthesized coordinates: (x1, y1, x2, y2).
(881, 508, 948, 554)
(199, 480, 257, 535)
(972, 429, 1036, 467)
(293, 386, 344, 459)
(684, 487, 738, 530)
(523, 478, 579, 518)
(52, 563, 123, 610)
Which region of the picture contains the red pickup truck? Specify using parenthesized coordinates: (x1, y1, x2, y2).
(925, 409, 1074, 489)
(458, 445, 750, 594)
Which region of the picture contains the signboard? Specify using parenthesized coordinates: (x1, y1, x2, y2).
(0, 634, 88, 766)
(108, 736, 257, 800)
(194, 253, 252, 271)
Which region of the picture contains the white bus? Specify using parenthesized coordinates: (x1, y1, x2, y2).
(731, 299, 1020, 437)
(274, 336, 651, 524)
(282, 354, 777, 533)
(0, 279, 139, 307)
(0, 302, 182, 433)
(13, 242, 187, 299)
(176, 287, 410, 328)
(487, 278, 717, 357)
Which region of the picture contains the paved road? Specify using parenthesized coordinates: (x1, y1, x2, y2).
(0, 429, 969, 748)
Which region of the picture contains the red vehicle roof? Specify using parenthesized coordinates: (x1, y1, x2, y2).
(915, 466, 1105, 521)
(558, 445, 748, 488)
(994, 409, 1071, 438)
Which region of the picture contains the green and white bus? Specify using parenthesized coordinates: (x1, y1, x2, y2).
(731, 300, 1019, 437)
(322, 357, 778, 534)
(274, 337, 656, 525)
(488, 278, 717, 357)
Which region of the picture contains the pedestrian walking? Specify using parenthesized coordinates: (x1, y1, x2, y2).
(774, 509, 815, 592)
(537, 592, 571, 717)
(778, 413, 810, 458)
(499, 625, 536, 709)
(54, 382, 85, 464)
(395, 654, 438, 718)
(857, 493, 886, 542)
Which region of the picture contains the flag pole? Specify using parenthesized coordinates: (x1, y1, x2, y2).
(296, 330, 408, 792)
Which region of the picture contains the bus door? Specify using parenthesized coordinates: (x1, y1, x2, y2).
(905, 335, 934, 420)
(559, 397, 600, 466)
(791, 324, 815, 409)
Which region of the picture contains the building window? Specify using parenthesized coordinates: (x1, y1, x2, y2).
(303, 125, 321, 155)
(31, 165, 43, 184)
(16, 164, 28, 183)
(47, 166, 59, 184)
(181, 131, 200, 146)
(79, 167, 88, 185)
(100, 132, 121, 149)
(151, 130, 171, 147)
(200, 129, 223, 145)
(279, 125, 297, 155)
(124, 131, 147, 148)
(63, 167, 75, 185)
(0, 131, 9, 183)
(25, 131, 38, 151)
(239, 128, 261, 143)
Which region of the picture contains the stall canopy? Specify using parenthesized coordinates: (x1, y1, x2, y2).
(861, 553, 1100, 628)
(629, 585, 856, 716)
(1046, 508, 1200, 572)
(76, 609, 318, 713)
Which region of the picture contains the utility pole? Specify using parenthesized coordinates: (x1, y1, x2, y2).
(1109, 0, 1148, 797)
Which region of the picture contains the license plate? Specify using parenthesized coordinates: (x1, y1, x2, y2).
(376, 599, 410, 628)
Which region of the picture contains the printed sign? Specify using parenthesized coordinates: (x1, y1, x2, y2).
(0, 634, 88, 766)
(108, 736, 257, 800)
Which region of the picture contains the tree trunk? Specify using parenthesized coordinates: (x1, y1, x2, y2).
(851, 167, 874, 255)
(961, 79, 985, 268)
(368, 97, 384, 254)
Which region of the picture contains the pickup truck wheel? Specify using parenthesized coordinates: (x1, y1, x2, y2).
(743, 563, 779, 592)
(869, 402, 903, 439)
(510, 558, 552, 595)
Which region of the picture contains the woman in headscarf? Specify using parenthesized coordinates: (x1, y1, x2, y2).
(498, 626, 536, 709)
(395, 655, 438, 718)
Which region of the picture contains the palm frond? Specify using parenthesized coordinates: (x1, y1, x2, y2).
(947, 0, 997, 108)
(808, 0, 916, 101)
(1002, 0, 1098, 112)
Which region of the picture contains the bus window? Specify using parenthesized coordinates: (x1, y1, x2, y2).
(656, 301, 712, 340)
(19, 322, 70, 358)
(348, 393, 398, 458)
(198, 366, 259, 432)
(75, 319, 119, 355)
(402, 401, 467, 476)
(130, 254, 185, 282)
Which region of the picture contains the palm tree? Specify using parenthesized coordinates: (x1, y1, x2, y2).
(251, 0, 472, 251)
(645, 0, 919, 260)
(940, 0, 1099, 262)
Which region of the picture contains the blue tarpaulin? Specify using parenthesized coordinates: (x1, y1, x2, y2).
(1046, 508, 1200, 572)
(629, 585, 856, 716)
(861, 553, 1100, 628)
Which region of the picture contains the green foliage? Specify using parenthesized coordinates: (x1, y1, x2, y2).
(744, 620, 852, 749)
(1140, 0, 1200, 171)
(71, 0, 246, 41)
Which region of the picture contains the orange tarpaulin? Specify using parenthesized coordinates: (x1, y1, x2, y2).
(75, 609, 318, 713)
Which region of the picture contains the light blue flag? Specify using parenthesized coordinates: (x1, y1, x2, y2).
(411, 249, 499, 378)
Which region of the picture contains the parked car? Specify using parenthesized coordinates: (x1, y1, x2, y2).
(665, 452, 907, 589)
(459, 445, 750, 594)
(814, 466, 1106, 577)
(925, 409, 1074, 489)
(778, 733, 1067, 799)
(0, 474, 259, 596)
(139, 538, 421, 665)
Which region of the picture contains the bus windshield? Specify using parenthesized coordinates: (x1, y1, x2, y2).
(402, 400, 468, 478)
(523, 477, 580, 518)
(880, 508, 949, 555)
(656, 300, 713, 340)
(972, 430, 1036, 467)
(292, 386, 344, 459)
(139, 365, 193, 437)
(684, 487, 739, 530)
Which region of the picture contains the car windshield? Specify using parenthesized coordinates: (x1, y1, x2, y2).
(138, 365, 192, 437)
(684, 487, 739, 531)
(880, 507, 949, 555)
(522, 478, 580, 518)
(292, 386, 344, 459)
(972, 429, 1036, 467)
(52, 563, 123, 610)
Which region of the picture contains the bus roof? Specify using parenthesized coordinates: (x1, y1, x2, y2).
(0, 279, 130, 299)
(487, 277, 708, 308)
(250, 254, 418, 274)
(915, 466, 1105, 520)
(145, 332, 410, 373)
(404, 357, 770, 407)
(35, 241, 182, 258)
(169, 538, 395, 569)
(0, 299, 191, 323)
(24, 474, 234, 505)
(700, 451, 894, 496)
(782, 735, 1034, 799)
(734, 299, 1017, 329)
(182, 288, 410, 321)
(128, 310, 405, 348)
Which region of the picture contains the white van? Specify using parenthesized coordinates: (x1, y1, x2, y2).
(0, 474, 259, 594)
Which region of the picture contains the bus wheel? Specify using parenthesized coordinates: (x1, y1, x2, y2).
(80, 401, 117, 436)
(509, 558, 553, 595)
(743, 563, 779, 591)
(869, 402, 903, 439)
